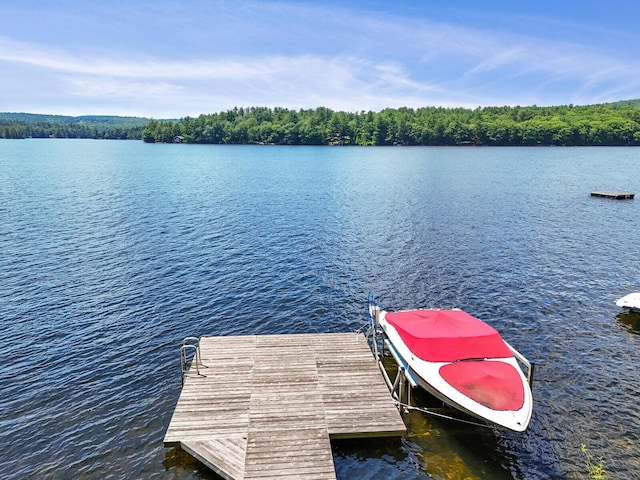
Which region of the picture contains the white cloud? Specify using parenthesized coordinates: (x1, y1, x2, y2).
(0, 35, 449, 114)
(2, 1, 640, 117)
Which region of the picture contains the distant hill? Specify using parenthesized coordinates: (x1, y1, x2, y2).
(0, 113, 150, 128)
(0, 113, 150, 139)
(608, 99, 640, 107)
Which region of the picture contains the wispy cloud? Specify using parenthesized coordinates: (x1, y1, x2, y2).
(1, 1, 640, 116)
(0, 35, 448, 115)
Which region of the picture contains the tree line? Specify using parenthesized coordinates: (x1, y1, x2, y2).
(0, 121, 144, 140)
(141, 104, 640, 146)
(3, 103, 640, 145)
(0, 114, 148, 140)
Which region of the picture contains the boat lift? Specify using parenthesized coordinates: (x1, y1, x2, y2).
(365, 292, 535, 426)
(366, 293, 417, 408)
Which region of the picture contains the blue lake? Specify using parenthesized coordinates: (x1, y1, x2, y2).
(1, 140, 640, 479)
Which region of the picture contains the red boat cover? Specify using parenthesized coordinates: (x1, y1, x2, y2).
(439, 361, 525, 410)
(385, 309, 512, 362)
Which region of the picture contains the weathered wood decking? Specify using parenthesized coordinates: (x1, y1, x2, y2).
(591, 190, 635, 199)
(164, 332, 406, 479)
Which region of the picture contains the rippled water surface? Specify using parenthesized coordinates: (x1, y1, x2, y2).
(1, 140, 640, 479)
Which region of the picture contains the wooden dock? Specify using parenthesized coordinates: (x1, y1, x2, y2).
(164, 332, 406, 480)
(591, 190, 635, 200)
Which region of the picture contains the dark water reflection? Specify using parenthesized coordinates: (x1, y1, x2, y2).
(616, 310, 640, 334)
(1, 141, 640, 479)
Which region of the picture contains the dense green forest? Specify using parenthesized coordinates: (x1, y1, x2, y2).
(3, 102, 640, 145)
(0, 114, 148, 139)
(141, 103, 640, 146)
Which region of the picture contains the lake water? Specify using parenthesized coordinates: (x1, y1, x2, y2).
(1, 140, 640, 479)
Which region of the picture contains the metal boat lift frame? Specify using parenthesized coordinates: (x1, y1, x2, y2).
(366, 292, 535, 425)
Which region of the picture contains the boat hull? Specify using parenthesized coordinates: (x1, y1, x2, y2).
(616, 292, 640, 312)
(379, 310, 533, 432)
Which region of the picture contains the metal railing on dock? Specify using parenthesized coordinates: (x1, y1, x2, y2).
(179, 336, 206, 385)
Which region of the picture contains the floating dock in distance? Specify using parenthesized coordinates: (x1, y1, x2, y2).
(590, 190, 635, 200)
(164, 333, 406, 480)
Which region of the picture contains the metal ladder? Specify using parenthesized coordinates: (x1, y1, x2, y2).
(180, 337, 206, 385)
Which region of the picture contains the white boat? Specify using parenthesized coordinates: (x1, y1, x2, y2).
(370, 299, 533, 432)
(616, 292, 640, 312)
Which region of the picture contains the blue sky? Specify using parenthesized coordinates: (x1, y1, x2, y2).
(2, 0, 640, 117)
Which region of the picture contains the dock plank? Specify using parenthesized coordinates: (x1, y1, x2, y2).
(164, 332, 405, 479)
(182, 437, 247, 480)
